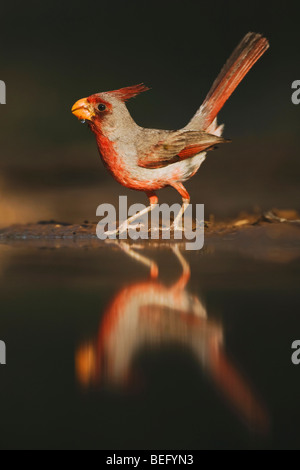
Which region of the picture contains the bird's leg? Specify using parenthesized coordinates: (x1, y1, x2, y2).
(170, 182, 190, 232)
(105, 206, 151, 236)
(172, 200, 190, 232)
(105, 192, 158, 236)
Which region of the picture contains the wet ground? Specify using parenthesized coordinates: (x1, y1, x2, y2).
(0, 213, 299, 449)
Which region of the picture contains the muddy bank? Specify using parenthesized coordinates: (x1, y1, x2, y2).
(0, 209, 299, 265)
(0, 209, 299, 240)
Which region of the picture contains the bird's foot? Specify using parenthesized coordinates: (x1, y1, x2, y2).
(104, 227, 121, 237)
(158, 224, 185, 232)
(104, 222, 144, 237)
(171, 223, 185, 233)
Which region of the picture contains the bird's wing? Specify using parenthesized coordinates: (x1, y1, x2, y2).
(137, 130, 228, 169)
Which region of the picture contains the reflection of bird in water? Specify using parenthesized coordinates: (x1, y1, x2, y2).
(76, 243, 269, 432)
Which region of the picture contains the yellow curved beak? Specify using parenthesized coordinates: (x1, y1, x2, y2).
(71, 98, 95, 121)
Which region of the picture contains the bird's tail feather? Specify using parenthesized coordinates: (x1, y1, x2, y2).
(187, 32, 269, 131)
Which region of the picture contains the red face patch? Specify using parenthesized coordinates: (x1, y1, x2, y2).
(87, 94, 112, 110)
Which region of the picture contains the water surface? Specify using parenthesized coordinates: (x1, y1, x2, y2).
(0, 228, 299, 449)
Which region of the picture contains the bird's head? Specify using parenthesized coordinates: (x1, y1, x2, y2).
(71, 83, 149, 133)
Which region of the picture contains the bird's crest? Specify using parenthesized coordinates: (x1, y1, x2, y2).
(109, 83, 150, 102)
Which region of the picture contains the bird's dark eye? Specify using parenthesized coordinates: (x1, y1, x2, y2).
(98, 103, 106, 111)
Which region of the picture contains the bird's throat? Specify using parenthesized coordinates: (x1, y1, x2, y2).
(94, 131, 127, 182)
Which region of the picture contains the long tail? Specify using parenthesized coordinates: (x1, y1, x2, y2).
(187, 32, 269, 131)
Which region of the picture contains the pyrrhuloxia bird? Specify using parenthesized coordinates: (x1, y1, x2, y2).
(72, 32, 269, 233)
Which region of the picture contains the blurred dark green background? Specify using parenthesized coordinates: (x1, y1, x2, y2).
(0, 0, 299, 226)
